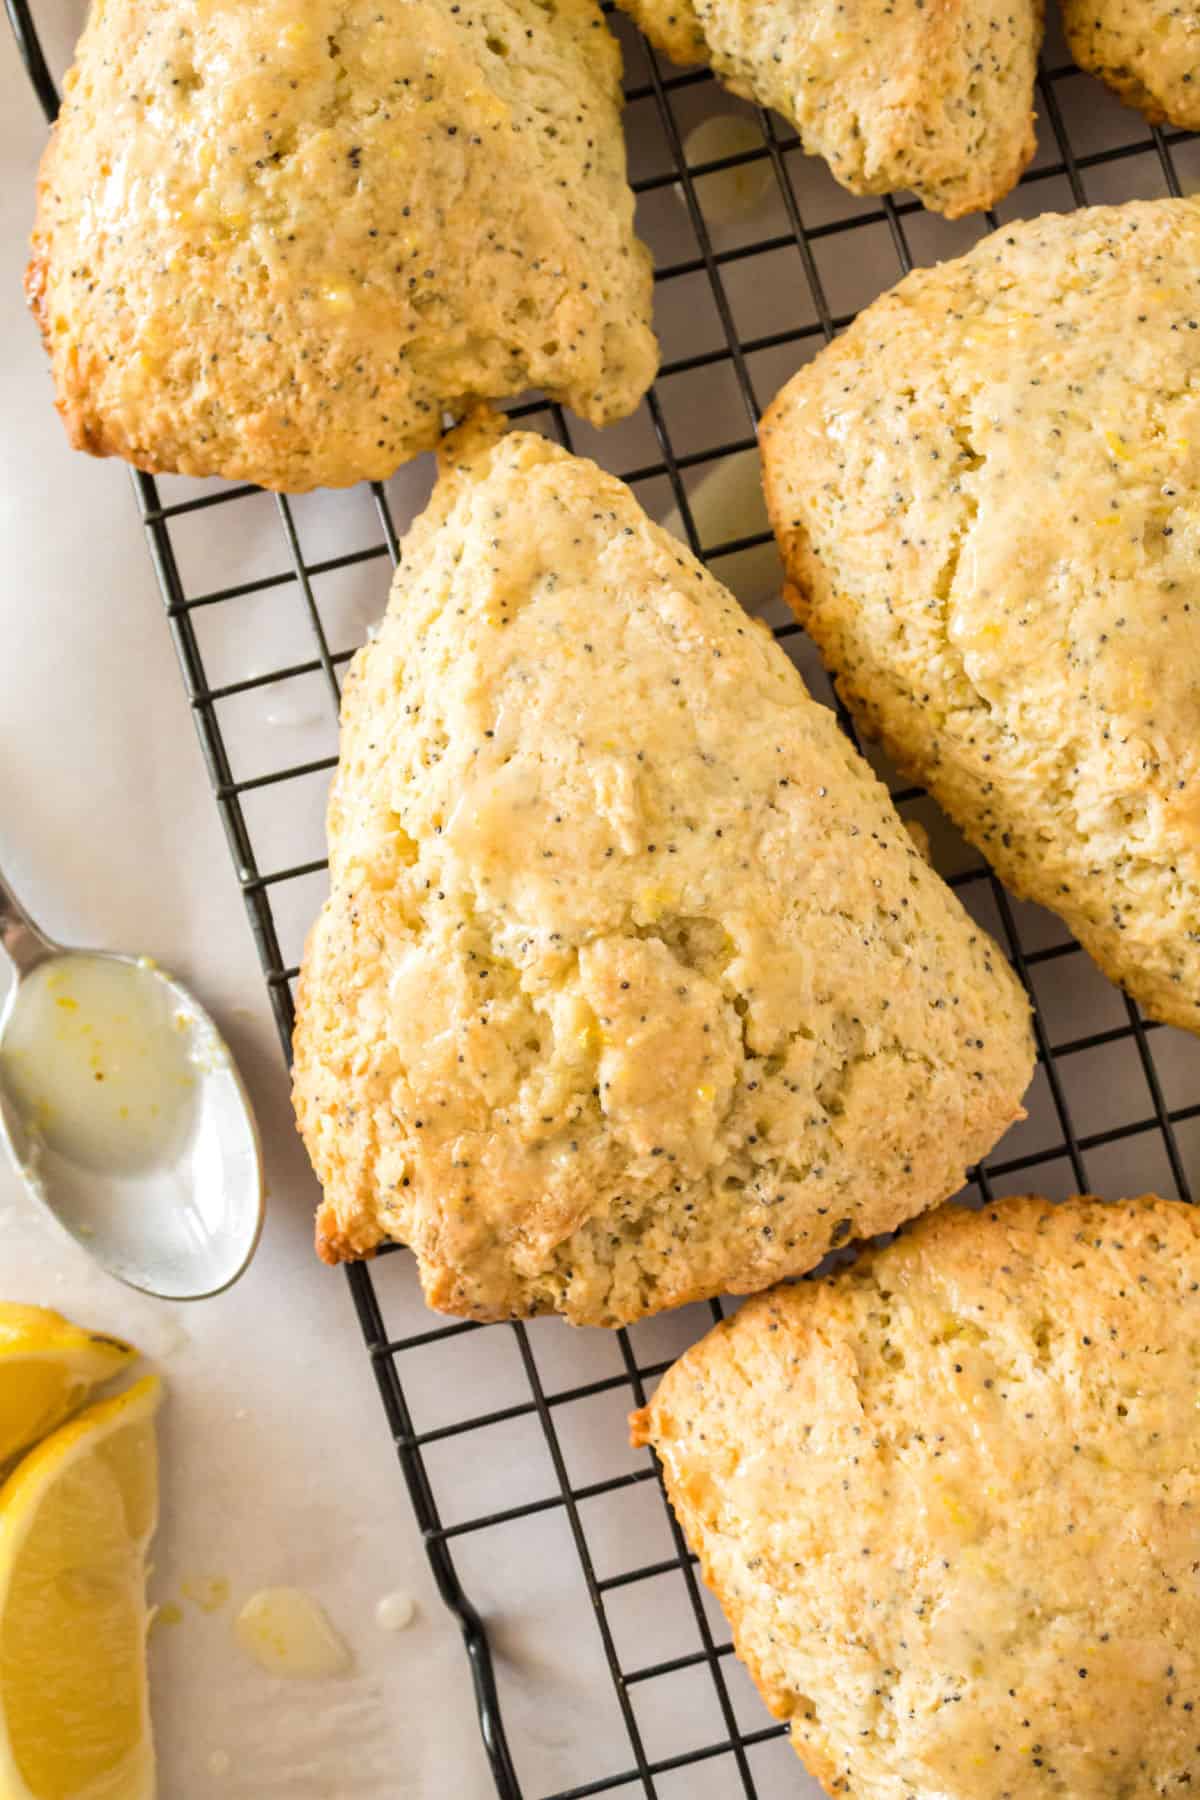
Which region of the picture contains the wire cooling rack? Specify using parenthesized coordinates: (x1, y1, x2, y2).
(11, 3, 1200, 1793)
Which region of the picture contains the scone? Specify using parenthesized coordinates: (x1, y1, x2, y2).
(1063, 0, 1200, 130)
(27, 0, 656, 492)
(762, 198, 1200, 1035)
(292, 411, 1033, 1325)
(611, 0, 1042, 217)
(633, 1194, 1200, 1797)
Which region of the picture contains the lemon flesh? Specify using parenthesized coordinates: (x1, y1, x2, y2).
(0, 1374, 161, 1800)
(0, 1304, 135, 1471)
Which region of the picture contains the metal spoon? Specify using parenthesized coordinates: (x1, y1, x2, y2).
(0, 866, 264, 1299)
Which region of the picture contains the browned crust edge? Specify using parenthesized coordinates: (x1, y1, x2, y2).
(314, 1200, 381, 1267)
(1060, 20, 1200, 134)
(632, 1381, 846, 1794)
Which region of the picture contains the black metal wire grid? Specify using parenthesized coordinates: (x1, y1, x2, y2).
(10, 2, 1200, 1793)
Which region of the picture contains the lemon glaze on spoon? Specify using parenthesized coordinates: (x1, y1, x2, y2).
(1, 955, 201, 1174)
(0, 866, 263, 1300)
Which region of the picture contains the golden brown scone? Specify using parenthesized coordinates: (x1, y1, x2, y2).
(1063, 0, 1200, 129)
(633, 1194, 1200, 1798)
(27, 0, 656, 492)
(292, 411, 1033, 1325)
(611, 0, 1043, 217)
(762, 198, 1200, 1036)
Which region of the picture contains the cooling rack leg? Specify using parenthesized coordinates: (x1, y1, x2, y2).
(6, 0, 60, 121)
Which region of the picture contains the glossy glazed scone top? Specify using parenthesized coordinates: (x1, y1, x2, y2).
(634, 1195, 1200, 1798)
(28, 0, 656, 491)
(292, 413, 1033, 1325)
(1063, 0, 1200, 130)
(612, 0, 1043, 216)
(763, 198, 1200, 1035)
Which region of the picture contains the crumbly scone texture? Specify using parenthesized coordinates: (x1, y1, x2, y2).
(762, 198, 1200, 1036)
(633, 1194, 1200, 1797)
(292, 412, 1033, 1325)
(27, 0, 656, 492)
(611, 0, 1042, 217)
(1063, 0, 1200, 129)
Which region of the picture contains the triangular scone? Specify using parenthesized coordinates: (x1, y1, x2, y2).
(27, 0, 656, 492)
(293, 413, 1033, 1325)
(762, 199, 1200, 1036)
(612, 0, 1042, 217)
(1063, 0, 1200, 130)
(633, 1195, 1200, 1797)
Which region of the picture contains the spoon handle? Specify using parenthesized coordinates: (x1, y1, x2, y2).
(0, 866, 58, 979)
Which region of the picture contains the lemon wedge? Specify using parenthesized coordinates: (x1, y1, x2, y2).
(0, 1374, 161, 1800)
(0, 1303, 136, 1470)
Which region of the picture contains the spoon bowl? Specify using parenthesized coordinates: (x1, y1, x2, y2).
(0, 870, 264, 1299)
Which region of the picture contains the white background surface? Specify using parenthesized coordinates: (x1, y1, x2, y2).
(5, 3, 1200, 1798)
